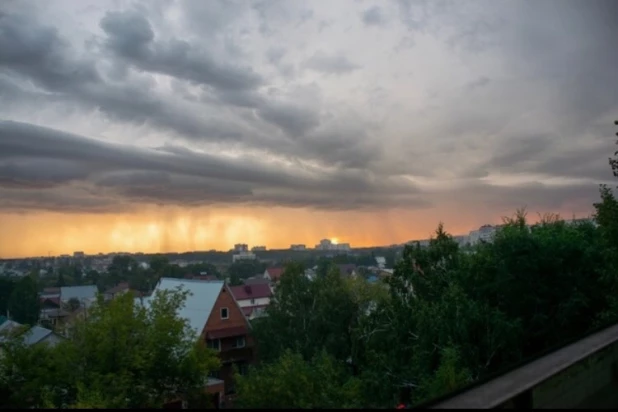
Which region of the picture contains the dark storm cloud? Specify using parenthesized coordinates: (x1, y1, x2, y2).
(0, 121, 425, 212)
(256, 102, 320, 137)
(0, 5, 383, 172)
(100, 10, 263, 92)
(0, 11, 246, 142)
(1, 0, 616, 218)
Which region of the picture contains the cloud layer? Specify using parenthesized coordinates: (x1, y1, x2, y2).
(1, 0, 617, 218)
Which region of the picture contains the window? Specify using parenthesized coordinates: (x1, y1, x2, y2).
(220, 307, 229, 319)
(250, 298, 256, 305)
(232, 336, 246, 349)
(207, 339, 220, 351)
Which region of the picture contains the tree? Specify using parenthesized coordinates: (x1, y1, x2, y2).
(229, 271, 243, 286)
(67, 298, 81, 312)
(0, 277, 15, 315)
(227, 260, 266, 281)
(235, 350, 363, 409)
(0, 325, 72, 408)
(0, 289, 220, 409)
(7, 276, 39, 325)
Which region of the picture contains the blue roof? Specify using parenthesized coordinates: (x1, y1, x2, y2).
(150, 278, 224, 335)
(60, 285, 98, 302)
(367, 275, 379, 283)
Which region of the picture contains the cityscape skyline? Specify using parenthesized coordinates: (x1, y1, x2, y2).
(0, 212, 594, 260)
(0, 0, 616, 259)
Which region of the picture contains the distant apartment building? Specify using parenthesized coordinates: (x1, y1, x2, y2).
(316, 239, 333, 250)
(290, 244, 306, 251)
(335, 243, 351, 252)
(73, 251, 85, 258)
(251, 246, 267, 252)
(314, 239, 351, 252)
(232, 251, 256, 263)
(233, 244, 249, 253)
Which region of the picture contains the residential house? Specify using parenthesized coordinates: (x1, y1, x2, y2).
(0, 320, 64, 347)
(104, 282, 130, 300)
(263, 267, 284, 284)
(229, 284, 272, 320)
(149, 278, 254, 408)
(39, 287, 70, 327)
(60, 285, 99, 308)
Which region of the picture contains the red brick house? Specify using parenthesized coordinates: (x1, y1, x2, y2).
(150, 278, 254, 408)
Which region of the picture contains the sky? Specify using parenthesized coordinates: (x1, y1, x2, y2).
(0, 0, 617, 258)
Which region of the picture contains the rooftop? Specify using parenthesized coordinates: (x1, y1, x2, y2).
(229, 283, 272, 301)
(148, 278, 224, 336)
(0, 320, 55, 346)
(60, 285, 98, 302)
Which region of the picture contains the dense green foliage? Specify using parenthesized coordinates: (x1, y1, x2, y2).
(7, 276, 40, 325)
(0, 290, 219, 409)
(237, 189, 618, 407)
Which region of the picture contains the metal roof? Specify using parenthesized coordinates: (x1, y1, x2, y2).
(149, 278, 224, 336)
(60, 285, 98, 302)
(0, 320, 53, 345)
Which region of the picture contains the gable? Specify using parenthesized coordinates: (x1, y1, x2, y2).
(202, 284, 250, 338)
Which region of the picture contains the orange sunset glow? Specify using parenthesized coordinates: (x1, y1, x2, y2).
(0, 200, 595, 258)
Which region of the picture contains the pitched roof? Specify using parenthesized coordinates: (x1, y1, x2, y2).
(40, 297, 61, 307)
(0, 320, 55, 345)
(229, 283, 272, 301)
(60, 285, 98, 302)
(149, 278, 224, 336)
(265, 267, 285, 281)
